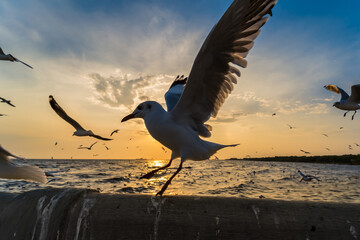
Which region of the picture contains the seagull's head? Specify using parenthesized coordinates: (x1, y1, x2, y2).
(333, 101, 340, 107)
(122, 101, 161, 122)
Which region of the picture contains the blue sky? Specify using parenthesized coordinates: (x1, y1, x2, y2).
(0, 0, 359, 159)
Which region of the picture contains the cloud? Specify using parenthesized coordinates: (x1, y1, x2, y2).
(90, 73, 175, 109)
(209, 112, 246, 123)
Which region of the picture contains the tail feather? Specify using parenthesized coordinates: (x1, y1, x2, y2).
(206, 141, 240, 157)
(0, 165, 47, 183)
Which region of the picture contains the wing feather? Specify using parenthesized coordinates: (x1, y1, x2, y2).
(349, 84, 360, 103)
(49, 95, 86, 131)
(171, 0, 277, 127)
(324, 85, 349, 101)
(91, 134, 113, 141)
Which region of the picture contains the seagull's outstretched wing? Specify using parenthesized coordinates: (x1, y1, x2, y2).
(15, 58, 33, 69)
(171, 0, 277, 136)
(165, 75, 187, 112)
(7, 101, 15, 108)
(307, 175, 320, 181)
(90, 134, 113, 141)
(89, 142, 97, 148)
(110, 129, 119, 136)
(0, 145, 23, 162)
(324, 85, 349, 101)
(0, 48, 5, 55)
(0, 145, 46, 183)
(349, 84, 360, 103)
(49, 95, 86, 131)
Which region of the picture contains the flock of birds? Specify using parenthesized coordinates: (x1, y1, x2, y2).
(0, 0, 354, 196)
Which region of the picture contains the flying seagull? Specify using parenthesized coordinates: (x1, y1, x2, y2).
(322, 134, 328, 137)
(122, 0, 277, 196)
(0, 145, 46, 183)
(298, 170, 320, 182)
(324, 84, 360, 120)
(272, 113, 276, 116)
(78, 142, 97, 150)
(0, 114, 7, 116)
(0, 97, 16, 107)
(300, 149, 310, 154)
(287, 124, 296, 130)
(49, 95, 112, 141)
(105, 145, 110, 150)
(110, 129, 119, 136)
(0, 47, 33, 69)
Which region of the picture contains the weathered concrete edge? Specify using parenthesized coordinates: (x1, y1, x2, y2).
(0, 188, 359, 240)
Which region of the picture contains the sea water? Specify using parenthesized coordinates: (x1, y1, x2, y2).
(1, 159, 359, 203)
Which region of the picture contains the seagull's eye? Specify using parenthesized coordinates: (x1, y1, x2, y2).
(137, 105, 143, 110)
(147, 104, 152, 109)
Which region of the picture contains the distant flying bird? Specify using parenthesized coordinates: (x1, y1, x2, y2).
(0, 114, 7, 116)
(0, 145, 46, 183)
(121, 0, 277, 196)
(325, 148, 330, 151)
(0, 97, 16, 107)
(322, 134, 328, 137)
(287, 124, 296, 129)
(49, 95, 112, 141)
(78, 142, 97, 150)
(298, 170, 320, 182)
(54, 142, 58, 146)
(110, 129, 119, 136)
(272, 113, 276, 116)
(0, 47, 33, 69)
(324, 84, 360, 120)
(105, 145, 110, 150)
(300, 149, 310, 154)
(339, 127, 344, 129)
(161, 146, 167, 153)
(349, 145, 353, 150)
(355, 143, 360, 147)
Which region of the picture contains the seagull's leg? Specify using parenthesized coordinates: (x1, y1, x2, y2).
(156, 161, 183, 196)
(344, 111, 349, 117)
(140, 157, 174, 179)
(352, 111, 356, 120)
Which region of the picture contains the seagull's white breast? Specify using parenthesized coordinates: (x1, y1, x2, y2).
(144, 112, 213, 160)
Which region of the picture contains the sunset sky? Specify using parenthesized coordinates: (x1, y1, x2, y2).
(0, 0, 359, 160)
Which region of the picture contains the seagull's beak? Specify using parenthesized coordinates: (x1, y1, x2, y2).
(121, 113, 137, 122)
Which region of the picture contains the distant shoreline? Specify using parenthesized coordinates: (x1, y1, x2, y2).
(227, 154, 360, 165)
(23, 155, 360, 165)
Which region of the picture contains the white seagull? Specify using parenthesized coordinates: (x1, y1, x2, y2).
(0, 47, 33, 69)
(324, 84, 360, 120)
(122, 0, 277, 196)
(298, 170, 320, 182)
(49, 95, 113, 141)
(77, 142, 97, 150)
(0, 145, 46, 183)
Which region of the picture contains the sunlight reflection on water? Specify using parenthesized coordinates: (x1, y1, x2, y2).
(1, 159, 359, 203)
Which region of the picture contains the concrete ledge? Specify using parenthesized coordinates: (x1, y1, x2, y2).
(0, 188, 359, 240)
